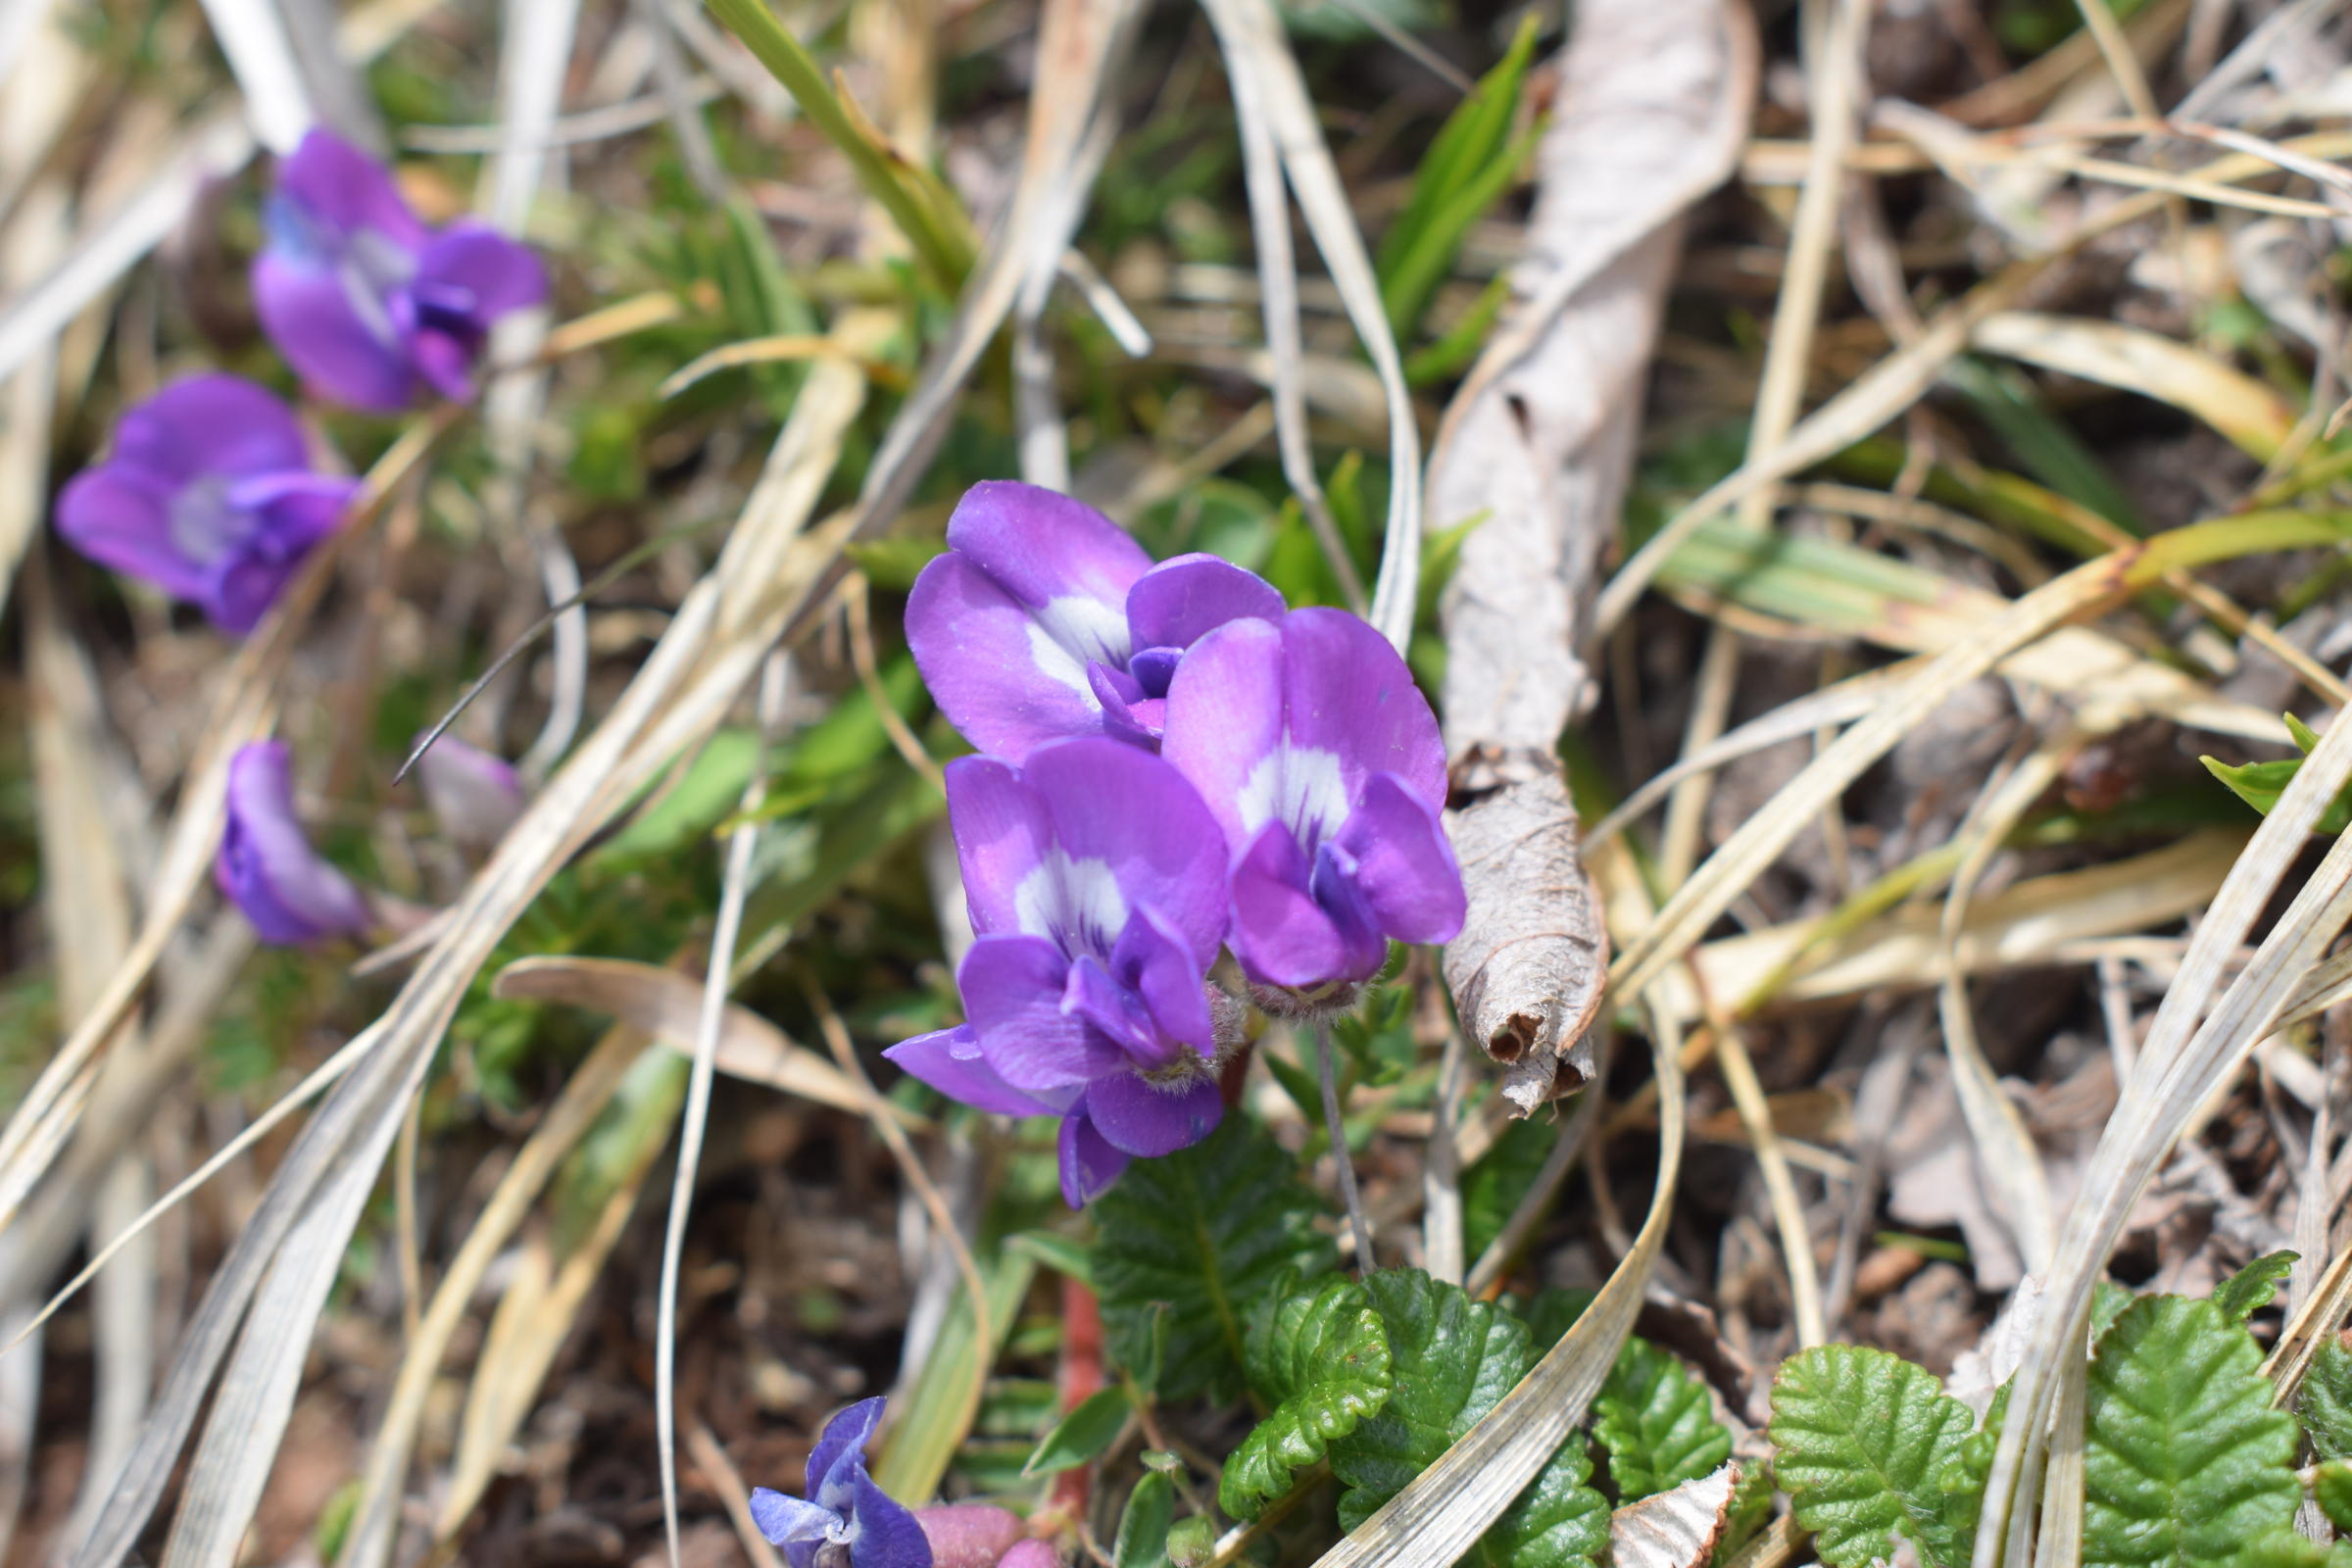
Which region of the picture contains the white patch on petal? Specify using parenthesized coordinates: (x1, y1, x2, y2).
(1024, 619, 1096, 700)
(339, 228, 420, 350)
(1238, 746, 1350, 850)
(1035, 593, 1132, 668)
(1012, 851, 1129, 956)
(169, 474, 246, 567)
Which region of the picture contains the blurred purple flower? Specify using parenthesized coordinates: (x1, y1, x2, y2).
(750, 1397, 932, 1568)
(906, 481, 1284, 760)
(254, 129, 546, 413)
(1161, 609, 1464, 995)
(53, 373, 359, 635)
(217, 741, 371, 946)
(884, 738, 1233, 1205)
(414, 733, 528, 849)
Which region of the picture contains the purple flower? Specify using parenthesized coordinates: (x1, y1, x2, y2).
(906, 481, 1285, 760)
(884, 737, 1234, 1206)
(254, 129, 546, 413)
(750, 1398, 933, 1568)
(1161, 609, 1464, 994)
(53, 374, 360, 635)
(217, 741, 371, 946)
(413, 733, 528, 849)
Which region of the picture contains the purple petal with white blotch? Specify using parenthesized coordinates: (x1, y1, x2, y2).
(206, 472, 361, 634)
(415, 732, 529, 849)
(1226, 823, 1348, 988)
(1123, 554, 1286, 655)
(1061, 955, 1168, 1067)
(1109, 906, 1213, 1055)
(750, 1490, 838, 1548)
(1334, 772, 1465, 944)
(1058, 1110, 1129, 1206)
(216, 741, 369, 945)
(959, 935, 1123, 1092)
(275, 128, 429, 250)
(943, 481, 1151, 639)
(844, 1470, 933, 1568)
(1157, 616, 1287, 855)
(54, 467, 210, 602)
(941, 755, 1053, 938)
(884, 1027, 1067, 1118)
(808, 1396, 888, 1501)
(253, 251, 419, 413)
(1020, 738, 1231, 967)
(1264, 608, 1447, 811)
(109, 374, 312, 484)
(1084, 1072, 1223, 1158)
(908, 553, 1106, 760)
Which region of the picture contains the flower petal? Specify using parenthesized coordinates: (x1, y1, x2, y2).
(844, 1470, 934, 1568)
(1267, 608, 1447, 811)
(274, 128, 429, 250)
(1109, 906, 1213, 1055)
(416, 220, 549, 318)
(1081, 1071, 1223, 1158)
(942, 755, 1052, 937)
(884, 1027, 1066, 1117)
(1333, 771, 1466, 944)
(1307, 839, 1391, 983)
(749, 1490, 839, 1547)
(908, 552, 1105, 760)
(53, 467, 208, 601)
(253, 252, 418, 413)
(1158, 616, 1286, 856)
(216, 741, 369, 945)
(1227, 823, 1348, 988)
(109, 374, 312, 484)
(1020, 737, 1231, 967)
(414, 733, 529, 849)
(943, 481, 1151, 633)
(1123, 553, 1286, 654)
(1061, 955, 1167, 1066)
(1058, 1110, 1129, 1206)
(808, 1396, 889, 1499)
(959, 935, 1122, 1092)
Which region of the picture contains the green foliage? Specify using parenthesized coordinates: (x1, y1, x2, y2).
(2214, 1250, 2300, 1324)
(2082, 1296, 2300, 1568)
(1024, 1387, 1130, 1476)
(1330, 1269, 1608, 1568)
(2203, 714, 2352, 835)
(1220, 1273, 1395, 1519)
(1592, 1337, 1736, 1502)
(1462, 1118, 1562, 1266)
(2317, 1462, 2352, 1535)
(1376, 15, 1544, 338)
(2300, 1339, 2352, 1460)
(1938, 1384, 2006, 1551)
(1092, 1117, 1338, 1401)
(1769, 1345, 1979, 1568)
(2091, 1280, 2135, 1344)
(1115, 1472, 1175, 1568)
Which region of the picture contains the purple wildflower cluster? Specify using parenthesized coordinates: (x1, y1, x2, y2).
(50, 129, 543, 948)
(750, 1398, 1047, 1568)
(886, 481, 1466, 1205)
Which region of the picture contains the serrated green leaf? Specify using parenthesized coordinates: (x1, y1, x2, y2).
(2301, 1339, 2352, 1461)
(2083, 1296, 2300, 1568)
(2215, 1250, 2300, 1324)
(1769, 1346, 1978, 1568)
(1519, 1288, 1595, 1352)
(1220, 1274, 1395, 1519)
(1333, 1269, 1608, 1568)
(2092, 1280, 2135, 1343)
(1592, 1339, 1735, 1502)
(1938, 1383, 2006, 1557)
(1115, 1471, 1175, 1568)
(1024, 1386, 1130, 1476)
(2316, 1461, 2352, 1535)
(1092, 1117, 1338, 1401)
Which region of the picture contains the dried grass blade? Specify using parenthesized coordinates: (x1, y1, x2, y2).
(1970, 312, 2297, 460)
(193, 0, 312, 151)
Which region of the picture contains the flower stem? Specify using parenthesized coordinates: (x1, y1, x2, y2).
(1314, 1019, 1374, 1270)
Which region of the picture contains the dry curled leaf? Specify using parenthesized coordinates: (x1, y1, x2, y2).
(1607, 1461, 1740, 1568)
(1432, 0, 1756, 1110)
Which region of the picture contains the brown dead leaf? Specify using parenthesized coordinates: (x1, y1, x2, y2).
(1607, 1462, 1740, 1568)
(1432, 0, 1757, 1109)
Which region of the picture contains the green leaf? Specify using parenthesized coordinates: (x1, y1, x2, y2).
(1220, 1274, 1395, 1519)
(1167, 1517, 1215, 1568)
(2083, 1296, 2300, 1568)
(2215, 1250, 2300, 1324)
(1114, 1472, 1175, 1568)
(2300, 1338, 2352, 1461)
(1024, 1387, 1130, 1476)
(2316, 1461, 2352, 1536)
(1768, 1346, 1978, 1568)
(1938, 1383, 2006, 1557)
(1463, 1117, 1560, 1264)
(1518, 1288, 1594, 1352)
(2091, 1280, 2135, 1344)
(2202, 717, 2352, 835)
(1092, 1117, 1338, 1401)
(1332, 1269, 1607, 1568)
(1593, 1339, 1735, 1501)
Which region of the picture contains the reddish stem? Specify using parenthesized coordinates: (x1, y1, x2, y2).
(1049, 1275, 1106, 1524)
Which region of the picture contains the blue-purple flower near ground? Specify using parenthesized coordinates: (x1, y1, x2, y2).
(750, 1398, 934, 1568)
(413, 733, 528, 849)
(254, 129, 546, 414)
(217, 741, 371, 946)
(906, 480, 1285, 759)
(53, 373, 360, 635)
(884, 737, 1234, 1206)
(1162, 609, 1465, 995)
